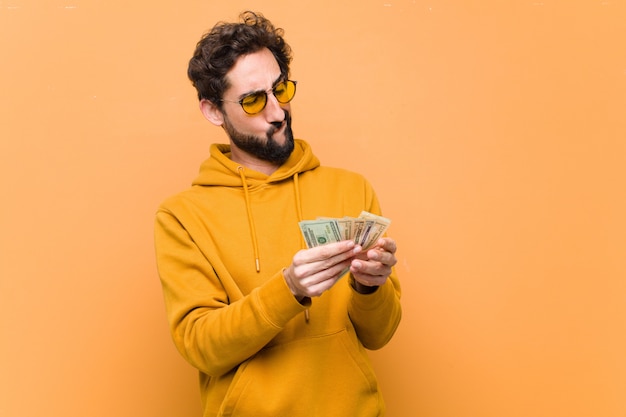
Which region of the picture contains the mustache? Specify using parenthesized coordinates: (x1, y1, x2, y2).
(267, 109, 291, 137)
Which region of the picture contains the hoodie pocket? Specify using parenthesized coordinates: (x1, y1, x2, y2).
(217, 328, 382, 417)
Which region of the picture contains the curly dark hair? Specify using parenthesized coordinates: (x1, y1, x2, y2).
(187, 11, 293, 107)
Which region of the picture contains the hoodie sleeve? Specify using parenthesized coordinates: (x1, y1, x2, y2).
(348, 272, 402, 350)
(346, 180, 402, 349)
(154, 208, 309, 377)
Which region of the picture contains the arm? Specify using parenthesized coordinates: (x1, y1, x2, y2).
(155, 210, 308, 377)
(348, 237, 402, 349)
(155, 209, 364, 376)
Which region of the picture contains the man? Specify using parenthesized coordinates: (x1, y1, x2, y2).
(154, 11, 402, 417)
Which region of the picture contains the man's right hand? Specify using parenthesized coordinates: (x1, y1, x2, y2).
(283, 240, 362, 299)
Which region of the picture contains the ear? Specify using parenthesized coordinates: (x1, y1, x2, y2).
(199, 99, 225, 126)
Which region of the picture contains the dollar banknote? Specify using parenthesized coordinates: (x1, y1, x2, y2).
(298, 219, 342, 248)
(299, 211, 391, 250)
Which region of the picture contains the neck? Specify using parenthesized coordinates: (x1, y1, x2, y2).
(229, 147, 279, 176)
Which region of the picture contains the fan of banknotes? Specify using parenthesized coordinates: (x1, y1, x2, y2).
(298, 211, 391, 250)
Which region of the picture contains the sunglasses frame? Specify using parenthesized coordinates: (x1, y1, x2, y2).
(221, 80, 297, 115)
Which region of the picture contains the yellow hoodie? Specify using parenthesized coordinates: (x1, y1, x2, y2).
(155, 139, 402, 417)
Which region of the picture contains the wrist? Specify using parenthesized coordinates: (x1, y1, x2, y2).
(283, 267, 307, 302)
(350, 275, 379, 294)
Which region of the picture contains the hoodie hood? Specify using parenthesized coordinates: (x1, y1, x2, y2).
(192, 139, 320, 187)
(191, 139, 320, 274)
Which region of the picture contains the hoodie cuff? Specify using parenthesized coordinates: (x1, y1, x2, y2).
(254, 272, 310, 328)
(350, 278, 395, 312)
(349, 274, 379, 294)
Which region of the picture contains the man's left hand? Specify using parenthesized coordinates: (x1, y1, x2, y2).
(349, 237, 397, 289)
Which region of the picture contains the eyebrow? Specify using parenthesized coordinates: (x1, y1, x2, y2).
(236, 74, 285, 101)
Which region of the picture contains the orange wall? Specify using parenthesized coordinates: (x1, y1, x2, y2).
(2, 2, 625, 416)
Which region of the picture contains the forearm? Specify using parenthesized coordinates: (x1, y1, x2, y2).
(168, 272, 307, 376)
(155, 211, 307, 376)
(348, 274, 402, 350)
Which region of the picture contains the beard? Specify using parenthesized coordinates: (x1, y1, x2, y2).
(223, 109, 295, 166)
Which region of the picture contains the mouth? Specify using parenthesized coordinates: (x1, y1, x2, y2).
(269, 118, 288, 137)
(267, 110, 291, 139)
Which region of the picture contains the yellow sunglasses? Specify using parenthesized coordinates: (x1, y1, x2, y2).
(222, 80, 297, 115)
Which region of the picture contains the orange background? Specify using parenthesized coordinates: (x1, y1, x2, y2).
(2, 1, 625, 416)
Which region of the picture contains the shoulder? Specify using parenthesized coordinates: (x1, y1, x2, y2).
(303, 165, 370, 184)
(156, 185, 213, 216)
(301, 166, 375, 196)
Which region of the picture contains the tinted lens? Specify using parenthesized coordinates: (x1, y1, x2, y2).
(274, 80, 296, 103)
(239, 80, 297, 114)
(241, 92, 267, 114)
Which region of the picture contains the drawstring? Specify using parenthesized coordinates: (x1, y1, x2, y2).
(293, 172, 307, 250)
(293, 172, 302, 220)
(293, 172, 303, 221)
(293, 173, 309, 323)
(238, 166, 261, 273)
(237, 168, 309, 322)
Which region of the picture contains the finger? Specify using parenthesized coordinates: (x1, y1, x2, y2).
(349, 267, 388, 288)
(294, 240, 361, 266)
(351, 250, 397, 277)
(376, 237, 397, 254)
(351, 257, 392, 278)
(299, 262, 351, 297)
(366, 248, 397, 267)
(302, 275, 341, 297)
(292, 252, 353, 279)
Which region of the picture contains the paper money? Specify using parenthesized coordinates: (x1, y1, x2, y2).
(299, 211, 391, 250)
(298, 219, 342, 248)
(358, 211, 392, 249)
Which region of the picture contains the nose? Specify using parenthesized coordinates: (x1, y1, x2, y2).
(263, 92, 287, 123)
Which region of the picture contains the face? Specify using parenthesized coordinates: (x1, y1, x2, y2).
(222, 109, 294, 165)
(217, 48, 295, 165)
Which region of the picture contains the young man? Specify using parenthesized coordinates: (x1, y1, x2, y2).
(155, 11, 402, 417)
